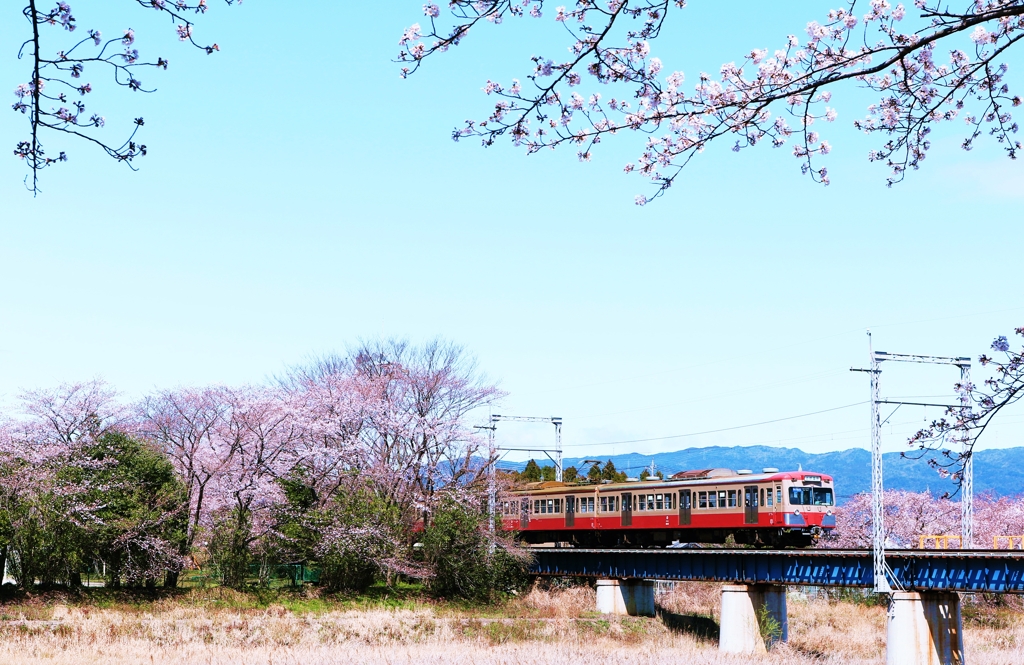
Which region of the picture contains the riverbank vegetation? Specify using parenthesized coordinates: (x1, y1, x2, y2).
(0, 582, 1021, 665)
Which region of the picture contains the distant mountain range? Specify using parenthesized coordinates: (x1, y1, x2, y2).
(496, 445, 1024, 501)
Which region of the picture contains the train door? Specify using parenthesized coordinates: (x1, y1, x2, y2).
(565, 495, 575, 528)
(519, 498, 530, 529)
(743, 486, 759, 525)
(679, 490, 691, 525)
(621, 492, 632, 527)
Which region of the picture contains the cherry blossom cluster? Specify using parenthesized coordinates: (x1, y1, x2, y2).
(826, 489, 1024, 549)
(12, 1, 234, 195)
(403, 0, 1023, 203)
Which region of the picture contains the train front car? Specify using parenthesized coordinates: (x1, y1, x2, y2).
(500, 469, 836, 548)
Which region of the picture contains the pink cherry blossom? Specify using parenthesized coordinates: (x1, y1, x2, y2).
(402, 0, 1024, 202)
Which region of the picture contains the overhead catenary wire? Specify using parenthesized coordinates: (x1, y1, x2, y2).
(561, 401, 869, 447)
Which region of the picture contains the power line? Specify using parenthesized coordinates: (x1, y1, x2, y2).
(563, 401, 869, 447)
(567, 368, 847, 420)
(511, 304, 1024, 399)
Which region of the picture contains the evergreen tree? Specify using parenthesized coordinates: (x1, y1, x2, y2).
(522, 459, 542, 482)
(587, 464, 602, 483)
(562, 466, 578, 482)
(541, 465, 556, 482)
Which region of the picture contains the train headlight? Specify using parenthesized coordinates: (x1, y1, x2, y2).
(794, 509, 801, 516)
(827, 509, 833, 516)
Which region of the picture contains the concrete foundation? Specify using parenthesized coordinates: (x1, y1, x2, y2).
(886, 592, 964, 665)
(595, 579, 656, 616)
(719, 584, 788, 654)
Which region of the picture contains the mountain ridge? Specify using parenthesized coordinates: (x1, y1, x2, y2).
(496, 445, 1024, 500)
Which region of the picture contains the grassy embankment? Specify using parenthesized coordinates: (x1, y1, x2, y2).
(0, 582, 1021, 664)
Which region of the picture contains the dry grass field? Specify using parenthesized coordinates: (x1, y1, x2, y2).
(0, 584, 1021, 665)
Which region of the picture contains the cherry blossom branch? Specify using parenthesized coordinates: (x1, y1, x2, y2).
(907, 327, 1024, 493)
(13, 1, 235, 195)
(403, 0, 1024, 204)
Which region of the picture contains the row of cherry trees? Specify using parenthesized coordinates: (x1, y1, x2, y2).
(828, 489, 1024, 549)
(0, 339, 506, 590)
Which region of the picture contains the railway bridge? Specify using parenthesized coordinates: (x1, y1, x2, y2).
(529, 547, 1024, 664)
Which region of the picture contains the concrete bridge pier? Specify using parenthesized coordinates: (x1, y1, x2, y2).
(595, 579, 656, 616)
(886, 592, 964, 665)
(719, 584, 788, 654)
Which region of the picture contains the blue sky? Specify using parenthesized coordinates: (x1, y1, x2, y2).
(2, 1, 1022, 463)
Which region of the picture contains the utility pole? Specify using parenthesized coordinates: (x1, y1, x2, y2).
(852, 332, 973, 593)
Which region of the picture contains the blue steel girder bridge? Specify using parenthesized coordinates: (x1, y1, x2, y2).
(529, 547, 1024, 593)
(530, 547, 1024, 661)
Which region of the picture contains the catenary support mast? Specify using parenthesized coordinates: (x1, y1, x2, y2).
(491, 414, 564, 480)
(868, 332, 889, 592)
(853, 333, 973, 593)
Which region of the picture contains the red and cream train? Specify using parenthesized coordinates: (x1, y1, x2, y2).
(499, 468, 836, 548)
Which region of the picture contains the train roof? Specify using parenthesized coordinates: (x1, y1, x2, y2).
(512, 470, 833, 495)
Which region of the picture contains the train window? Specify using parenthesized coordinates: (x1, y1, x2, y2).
(698, 491, 708, 509)
(548, 499, 555, 514)
(728, 490, 737, 507)
(776, 487, 782, 505)
(533, 500, 540, 514)
(648, 495, 656, 510)
(718, 491, 726, 507)
(582, 497, 595, 513)
(555, 499, 562, 513)
(766, 489, 773, 507)
(707, 492, 717, 509)
(637, 495, 646, 511)
(760, 488, 766, 507)
(789, 487, 812, 505)
(665, 493, 674, 510)
(601, 496, 608, 512)
(813, 488, 834, 506)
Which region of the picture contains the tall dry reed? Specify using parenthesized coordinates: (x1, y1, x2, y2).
(0, 586, 1021, 664)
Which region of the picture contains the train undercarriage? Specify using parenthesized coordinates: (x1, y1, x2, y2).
(520, 527, 822, 549)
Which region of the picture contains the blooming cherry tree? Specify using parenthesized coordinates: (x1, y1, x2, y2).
(828, 490, 1024, 549)
(134, 386, 237, 582)
(12, 1, 234, 194)
(402, 1, 1024, 203)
